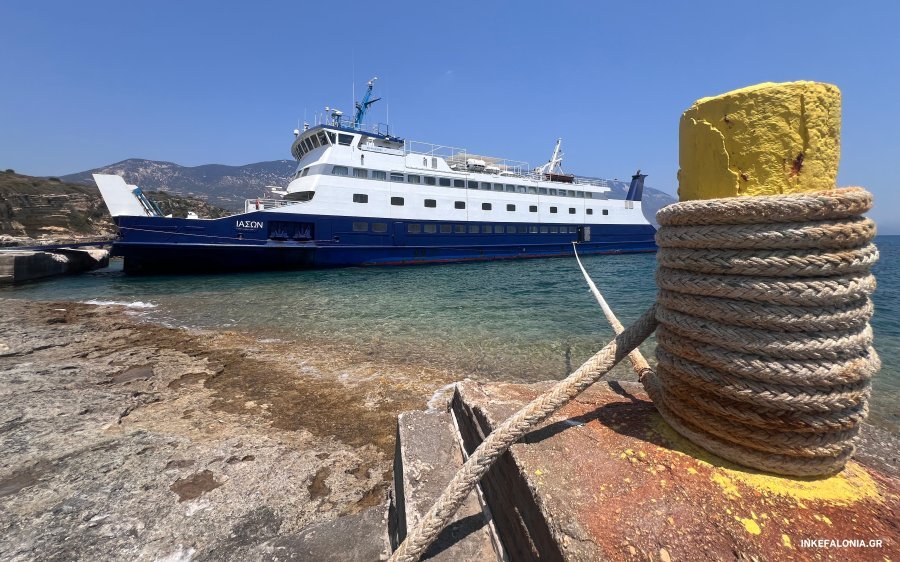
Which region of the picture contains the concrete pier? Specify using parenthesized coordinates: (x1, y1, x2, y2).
(390, 379, 899, 560)
(0, 247, 109, 284)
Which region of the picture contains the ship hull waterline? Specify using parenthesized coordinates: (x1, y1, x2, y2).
(112, 214, 657, 274)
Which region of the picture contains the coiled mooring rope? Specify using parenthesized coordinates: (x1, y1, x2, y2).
(389, 187, 879, 562)
(648, 187, 879, 477)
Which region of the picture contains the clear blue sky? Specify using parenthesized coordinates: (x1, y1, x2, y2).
(2, 1, 898, 231)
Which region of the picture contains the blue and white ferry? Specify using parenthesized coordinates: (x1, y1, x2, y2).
(95, 79, 656, 273)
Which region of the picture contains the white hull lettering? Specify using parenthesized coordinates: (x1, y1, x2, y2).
(236, 220, 264, 229)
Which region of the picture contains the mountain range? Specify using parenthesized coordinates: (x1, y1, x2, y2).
(61, 158, 676, 224)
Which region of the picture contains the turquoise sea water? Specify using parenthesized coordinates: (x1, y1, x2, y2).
(3, 236, 898, 432)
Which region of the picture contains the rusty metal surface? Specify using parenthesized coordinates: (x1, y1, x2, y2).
(455, 379, 898, 561)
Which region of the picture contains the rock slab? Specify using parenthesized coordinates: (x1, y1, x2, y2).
(389, 409, 500, 561)
(451, 379, 899, 561)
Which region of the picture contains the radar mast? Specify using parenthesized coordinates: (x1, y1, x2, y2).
(352, 77, 381, 128)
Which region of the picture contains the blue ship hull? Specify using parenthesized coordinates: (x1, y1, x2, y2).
(113, 212, 657, 273)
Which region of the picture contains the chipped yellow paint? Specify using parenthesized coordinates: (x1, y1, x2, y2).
(686, 467, 698, 475)
(782, 534, 793, 548)
(535, 469, 544, 476)
(638, 451, 647, 459)
(654, 417, 883, 505)
(712, 473, 742, 499)
(677, 81, 841, 201)
(821, 515, 832, 526)
(738, 517, 762, 535)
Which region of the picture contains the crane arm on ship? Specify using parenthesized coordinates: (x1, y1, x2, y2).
(352, 77, 381, 128)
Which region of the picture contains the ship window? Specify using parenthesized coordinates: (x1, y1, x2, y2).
(480, 182, 492, 190)
(549, 189, 558, 196)
(567, 190, 576, 197)
(550, 226, 559, 233)
(493, 183, 504, 191)
(592, 192, 608, 200)
(455, 201, 465, 209)
(529, 226, 538, 233)
(455, 224, 466, 234)
(540, 226, 549, 233)
(569, 226, 578, 233)
(538, 187, 548, 195)
(372, 170, 387, 181)
(440, 224, 452, 234)
(432, 157, 438, 169)
(482, 203, 492, 210)
(439, 178, 451, 187)
(285, 191, 314, 202)
(482, 225, 492, 234)
(467, 181, 478, 189)
(576, 191, 584, 198)
(301, 168, 310, 177)
(569, 208, 576, 214)
(587, 208, 593, 215)
(424, 176, 436, 185)
(310, 135, 320, 148)
(528, 186, 537, 194)
(517, 225, 528, 233)
(529, 205, 537, 213)
(602, 209, 609, 215)
(517, 186, 527, 193)
(424, 199, 437, 208)
(352, 222, 368, 232)
(495, 225, 504, 234)
(391, 197, 405, 206)
(454, 179, 465, 188)
(332, 165, 349, 176)
(338, 134, 354, 146)
(424, 224, 437, 234)
(407, 175, 421, 184)
(469, 225, 479, 234)
(352, 193, 368, 203)
(373, 222, 388, 233)
(353, 168, 367, 179)
(550, 207, 558, 213)
(506, 204, 516, 211)
(505, 184, 516, 192)
(391, 172, 404, 182)
(318, 131, 329, 145)
(326, 131, 336, 144)
(407, 223, 421, 234)
(304, 138, 314, 152)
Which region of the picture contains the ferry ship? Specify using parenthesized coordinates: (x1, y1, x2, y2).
(95, 79, 656, 273)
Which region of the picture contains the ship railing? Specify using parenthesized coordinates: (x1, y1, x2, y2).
(404, 140, 533, 176)
(244, 198, 296, 213)
(311, 114, 393, 137)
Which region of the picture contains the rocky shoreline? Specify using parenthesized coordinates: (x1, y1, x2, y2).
(1, 298, 897, 560)
(0, 298, 460, 560)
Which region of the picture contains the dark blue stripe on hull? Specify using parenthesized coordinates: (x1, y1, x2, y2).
(114, 240, 655, 273)
(113, 212, 657, 273)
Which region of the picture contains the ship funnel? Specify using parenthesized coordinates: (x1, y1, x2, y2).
(625, 170, 647, 201)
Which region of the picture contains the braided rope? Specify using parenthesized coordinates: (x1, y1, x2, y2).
(388, 306, 659, 562)
(390, 187, 879, 560)
(652, 187, 879, 477)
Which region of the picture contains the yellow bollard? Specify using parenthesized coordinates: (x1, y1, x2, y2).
(677, 81, 841, 201)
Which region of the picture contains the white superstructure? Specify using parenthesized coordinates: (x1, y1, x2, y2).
(257, 123, 650, 230)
